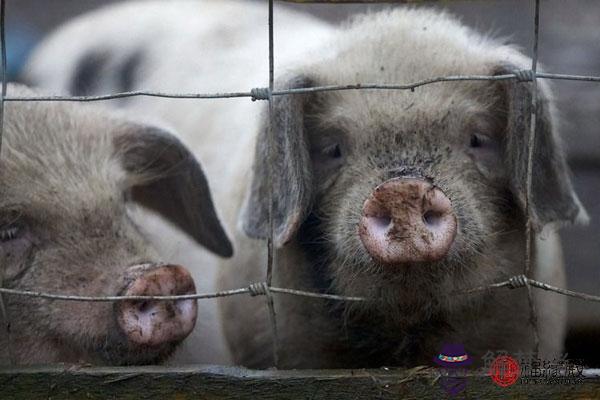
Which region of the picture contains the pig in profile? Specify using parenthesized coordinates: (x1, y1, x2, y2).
(25, 2, 588, 368)
(0, 84, 231, 365)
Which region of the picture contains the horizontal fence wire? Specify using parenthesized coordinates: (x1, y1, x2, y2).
(1, 275, 600, 303)
(3, 72, 600, 103)
(0, 285, 364, 302)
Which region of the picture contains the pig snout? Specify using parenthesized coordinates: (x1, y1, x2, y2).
(359, 177, 457, 265)
(116, 264, 197, 347)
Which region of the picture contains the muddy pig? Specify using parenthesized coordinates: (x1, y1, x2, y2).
(0, 84, 232, 365)
(24, 2, 588, 367)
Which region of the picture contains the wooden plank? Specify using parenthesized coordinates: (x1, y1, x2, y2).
(1, 365, 599, 399)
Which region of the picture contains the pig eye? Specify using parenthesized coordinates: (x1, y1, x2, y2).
(468, 133, 500, 154)
(0, 209, 28, 243)
(323, 143, 342, 159)
(0, 224, 21, 242)
(0, 217, 34, 282)
(470, 134, 483, 148)
(467, 131, 504, 180)
(309, 128, 346, 185)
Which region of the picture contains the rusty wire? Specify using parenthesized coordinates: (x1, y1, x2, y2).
(0, 0, 5, 159)
(265, 0, 280, 367)
(1, 274, 600, 303)
(2, 72, 600, 103)
(0, 0, 598, 370)
(0, 284, 365, 302)
(523, 0, 541, 358)
(0, 0, 13, 367)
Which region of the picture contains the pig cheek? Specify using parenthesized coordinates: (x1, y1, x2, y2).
(42, 269, 124, 354)
(442, 182, 502, 269)
(54, 300, 116, 351)
(467, 148, 507, 183)
(5, 259, 112, 356)
(333, 189, 375, 262)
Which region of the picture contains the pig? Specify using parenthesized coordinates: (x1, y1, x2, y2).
(24, 1, 588, 368)
(0, 84, 232, 365)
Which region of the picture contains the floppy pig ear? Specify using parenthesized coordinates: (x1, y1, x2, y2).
(241, 76, 314, 247)
(115, 125, 233, 257)
(498, 66, 588, 230)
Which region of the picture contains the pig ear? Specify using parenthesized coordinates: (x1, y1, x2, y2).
(497, 65, 588, 230)
(241, 76, 314, 247)
(115, 125, 233, 257)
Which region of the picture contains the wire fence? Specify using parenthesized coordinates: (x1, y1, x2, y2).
(1, 274, 600, 303)
(4, 72, 600, 103)
(0, 0, 599, 369)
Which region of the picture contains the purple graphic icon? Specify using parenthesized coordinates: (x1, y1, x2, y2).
(434, 343, 472, 396)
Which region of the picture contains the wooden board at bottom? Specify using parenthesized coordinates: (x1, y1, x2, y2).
(1, 365, 599, 399)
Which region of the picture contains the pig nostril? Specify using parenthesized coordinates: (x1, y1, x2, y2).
(137, 301, 159, 317)
(138, 301, 150, 313)
(423, 210, 443, 228)
(372, 216, 392, 229)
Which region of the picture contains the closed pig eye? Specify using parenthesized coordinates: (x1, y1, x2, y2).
(0, 209, 35, 281)
(311, 141, 345, 173)
(0, 224, 21, 242)
(469, 133, 498, 150)
(323, 143, 342, 159)
(0, 209, 25, 243)
(470, 134, 483, 148)
(467, 132, 505, 180)
(309, 126, 346, 173)
(310, 138, 346, 195)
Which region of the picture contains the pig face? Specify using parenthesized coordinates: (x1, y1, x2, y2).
(0, 85, 232, 365)
(241, 11, 586, 327)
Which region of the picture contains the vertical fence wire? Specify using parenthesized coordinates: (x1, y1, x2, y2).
(524, 0, 541, 357)
(0, 254, 13, 365)
(0, 0, 5, 155)
(0, 0, 13, 366)
(265, 0, 280, 368)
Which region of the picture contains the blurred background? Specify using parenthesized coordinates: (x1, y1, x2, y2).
(5, 0, 600, 365)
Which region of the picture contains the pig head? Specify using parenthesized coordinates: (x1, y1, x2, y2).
(0, 85, 231, 365)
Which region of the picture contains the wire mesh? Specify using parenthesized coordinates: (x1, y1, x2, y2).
(0, 0, 598, 370)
